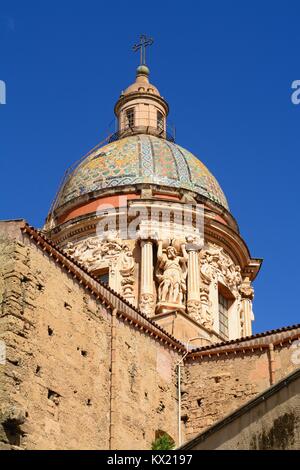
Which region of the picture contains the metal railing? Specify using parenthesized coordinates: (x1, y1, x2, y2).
(108, 125, 175, 143)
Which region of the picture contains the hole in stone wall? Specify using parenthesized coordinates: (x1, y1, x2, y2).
(8, 358, 19, 366)
(35, 365, 41, 374)
(74, 390, 77, 394)
(86, 399, 92, 406)
(2, 419, 24, 446)
(214, 377, 221, 383)
(48, 326, 53, 336)
(47, 389, 61, 405)
(37, 283, 44, 292)
(156, 401, 165, 413)
(144, 391, 148, 398)
(81, 350, 87, 357)
(181, 414, 189, 424)
(64, 301, 72, 310)
(21, 275, 30, 283)
(197, 398, 203, 407)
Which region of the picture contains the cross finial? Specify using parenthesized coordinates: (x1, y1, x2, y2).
(132, 34, 154, 66)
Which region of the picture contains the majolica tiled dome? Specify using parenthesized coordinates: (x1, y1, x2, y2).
(56, 134, 228, 210)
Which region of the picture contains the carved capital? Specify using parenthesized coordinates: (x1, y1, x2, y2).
(139, 293, 155, 316)
(239, 276, 254, 300)
(185, 234, 203, 252)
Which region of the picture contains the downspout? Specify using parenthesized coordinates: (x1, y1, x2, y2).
(176, 336, 213, 447)
(268, 343, 275, 386)
(178, 363, 181, 447)
(176, 356, 188, 448)
(109, 308, 118, 450)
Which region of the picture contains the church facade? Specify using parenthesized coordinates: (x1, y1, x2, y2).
(0, 47, 299, 450)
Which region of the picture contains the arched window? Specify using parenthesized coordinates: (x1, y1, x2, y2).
(125, 108, 135, 128)
(157, 111, 164, 131)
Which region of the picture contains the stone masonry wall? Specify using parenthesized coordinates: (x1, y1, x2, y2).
(182, 344, 300, 444)
(0, 226, 181, 449)
(183, 369, 300, 450)
(114, 319, 179, 449)
(1, 222, 298, 450)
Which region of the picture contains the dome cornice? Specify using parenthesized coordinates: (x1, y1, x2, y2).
(114, 91, 169, 117)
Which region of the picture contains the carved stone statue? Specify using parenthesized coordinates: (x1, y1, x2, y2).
(156, 240, 188, 312)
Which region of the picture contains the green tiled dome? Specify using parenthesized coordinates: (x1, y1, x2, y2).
(56, 134, 228, 210)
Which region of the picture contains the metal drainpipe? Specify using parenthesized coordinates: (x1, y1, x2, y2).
(268, 343, 275, 385)
(109, 308, 118, 450)
(176, 336, 213, 447)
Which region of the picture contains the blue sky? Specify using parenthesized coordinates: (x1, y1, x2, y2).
(0, 0, 299, 333)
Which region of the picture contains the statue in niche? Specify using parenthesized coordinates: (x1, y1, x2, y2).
(156, 240, 188, 308)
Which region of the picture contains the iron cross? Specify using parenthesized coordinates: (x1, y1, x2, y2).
(132, 35, 154, 65)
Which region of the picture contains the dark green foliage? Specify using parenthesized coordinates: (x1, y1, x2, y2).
(151, 433, 175, 450)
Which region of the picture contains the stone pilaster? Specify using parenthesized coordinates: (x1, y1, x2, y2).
(239, 277, 254, 337)
(186, 238, 202, 323)
(139, 239, 155, 315)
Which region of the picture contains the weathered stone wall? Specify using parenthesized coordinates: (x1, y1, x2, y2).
(0, 233, 112, 449)
(1, 222, 298, 450)
(182, 369, 300, 450)
(182, 344, 300, 443)
(113, 319, 179, 449)
(0, 227, 181, 449)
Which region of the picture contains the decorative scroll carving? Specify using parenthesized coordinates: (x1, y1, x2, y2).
(64, 232, 136, 304)
(187, 300, 202, 323)
(199, 243, 242, 293)
(119, 246, 135, 302)
(100, 231, 123, 258)
(65, 231, 123, 266)
(199, 286, 213, 330)
(155, 240, 188, 313)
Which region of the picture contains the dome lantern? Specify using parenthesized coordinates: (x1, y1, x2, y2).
(114, 35, 169, 140)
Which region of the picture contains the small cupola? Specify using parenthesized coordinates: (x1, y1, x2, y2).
(114, 36, 169, 140)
